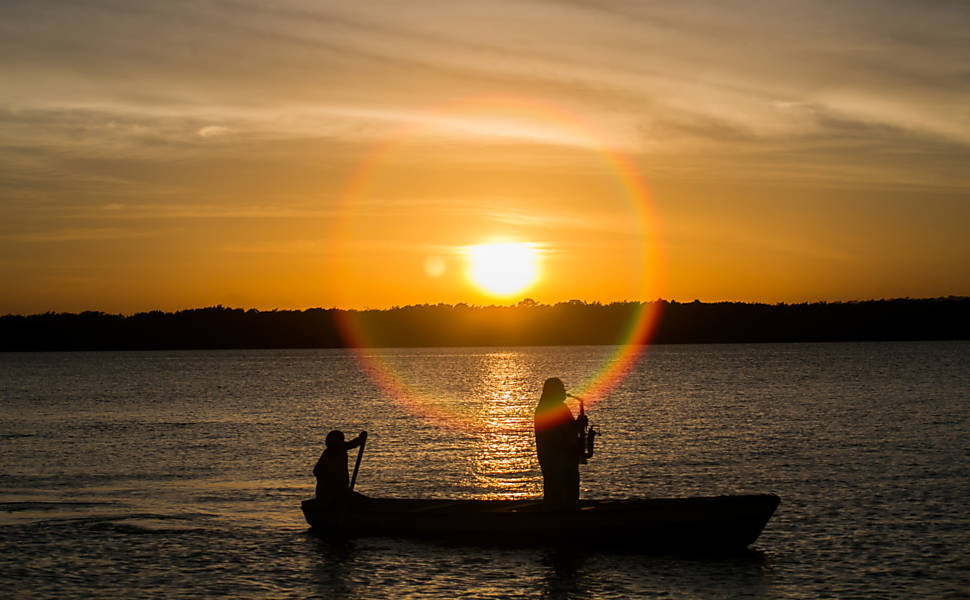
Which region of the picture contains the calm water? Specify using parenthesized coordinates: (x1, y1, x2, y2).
(1, 342, 967, 599)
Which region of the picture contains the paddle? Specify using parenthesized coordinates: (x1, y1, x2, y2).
(349, 431, 367, 491)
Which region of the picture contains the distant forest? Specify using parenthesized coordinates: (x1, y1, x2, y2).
(2, 297, 968, 351)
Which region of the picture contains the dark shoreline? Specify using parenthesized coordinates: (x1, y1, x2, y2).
(2, 297, 967, 351)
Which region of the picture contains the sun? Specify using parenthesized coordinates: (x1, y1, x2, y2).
(467, 242, 539, 297)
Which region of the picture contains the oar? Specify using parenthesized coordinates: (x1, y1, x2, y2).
(349, 431, 367, 491)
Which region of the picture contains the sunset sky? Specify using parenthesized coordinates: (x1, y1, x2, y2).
(2, 1, 968, 314)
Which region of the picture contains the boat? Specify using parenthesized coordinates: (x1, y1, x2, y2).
(301, 493, 780, 552)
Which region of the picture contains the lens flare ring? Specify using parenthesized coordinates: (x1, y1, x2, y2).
(328, 95, 665, 431)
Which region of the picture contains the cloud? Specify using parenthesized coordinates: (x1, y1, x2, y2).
(2, 2, 969, 220)
(197, 126, 232, 138)
(0, 227, 152, 243)
(220, 236, 446, 256)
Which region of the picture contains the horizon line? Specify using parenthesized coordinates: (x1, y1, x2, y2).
(4, 295, 967, 319)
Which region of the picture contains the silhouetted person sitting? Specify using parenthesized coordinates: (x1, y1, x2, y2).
(314, 430, 367, 509)
(534, 377, 586, 509)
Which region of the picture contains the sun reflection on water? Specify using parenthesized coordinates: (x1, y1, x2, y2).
(469, 352, 541, 499)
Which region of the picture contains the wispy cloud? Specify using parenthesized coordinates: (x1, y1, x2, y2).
(5, 2, 966, 147)
(0, 227, 152, 243)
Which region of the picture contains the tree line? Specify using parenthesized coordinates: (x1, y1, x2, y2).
(1, 297, 967, 351)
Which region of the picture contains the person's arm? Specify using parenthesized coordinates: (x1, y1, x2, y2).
(566, 410, 587, 459)
(345, 431, 368, 450)
(576, 410, 588, 431)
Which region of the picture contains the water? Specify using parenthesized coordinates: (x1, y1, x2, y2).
(1, 342, 967, 599)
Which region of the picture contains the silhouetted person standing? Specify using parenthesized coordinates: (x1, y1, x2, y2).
(314, 430, 366, 508)
(534, 377, 585, 509)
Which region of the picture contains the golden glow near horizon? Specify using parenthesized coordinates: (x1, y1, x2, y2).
(1, 2, 969, 314)
(467, 243, 539, 298)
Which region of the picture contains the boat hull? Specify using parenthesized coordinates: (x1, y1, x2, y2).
(301, 494, 780, 552)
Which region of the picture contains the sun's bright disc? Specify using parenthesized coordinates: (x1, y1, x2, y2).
(467, 242, 538, 296)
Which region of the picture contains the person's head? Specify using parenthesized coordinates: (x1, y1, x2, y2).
(325, 430, 345, 449)
(540, 377, 567, 405)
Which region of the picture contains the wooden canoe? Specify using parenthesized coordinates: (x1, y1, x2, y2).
(301, 493, 780, 552)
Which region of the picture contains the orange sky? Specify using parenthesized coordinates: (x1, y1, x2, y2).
(2, 2, 969, 314)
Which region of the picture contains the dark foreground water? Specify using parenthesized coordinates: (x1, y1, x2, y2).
(1, 342, 968, 599)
